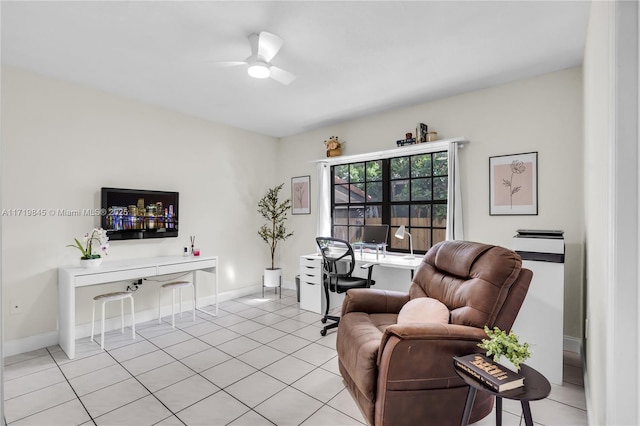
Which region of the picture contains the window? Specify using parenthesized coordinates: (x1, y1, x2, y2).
(331, 151, 448, 255)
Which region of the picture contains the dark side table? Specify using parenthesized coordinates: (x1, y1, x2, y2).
(454, 361, 551, 426)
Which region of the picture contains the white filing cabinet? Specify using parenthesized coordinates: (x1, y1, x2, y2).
(512, 231, 565, 385)
(299, 255, 323, 313)
(299, 254, 345, 314)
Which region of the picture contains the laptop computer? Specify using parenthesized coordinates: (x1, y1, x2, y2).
(360, 224, 389, 245)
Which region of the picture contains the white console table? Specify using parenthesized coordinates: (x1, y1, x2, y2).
(58, 255, 218, 359)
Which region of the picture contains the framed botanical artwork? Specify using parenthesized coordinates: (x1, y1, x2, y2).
(292, 175, 311, 215)
(489, 152, 538, 215)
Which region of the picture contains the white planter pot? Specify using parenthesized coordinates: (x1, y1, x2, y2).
(80, 257, 103, 268)
(263, 268, 282, 287)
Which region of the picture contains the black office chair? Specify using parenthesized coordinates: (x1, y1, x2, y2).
(315, 237, 376, 336)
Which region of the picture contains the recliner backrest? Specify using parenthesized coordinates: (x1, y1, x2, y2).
(409, 240, 527, 329)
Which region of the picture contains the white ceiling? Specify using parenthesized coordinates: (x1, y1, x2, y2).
(1, 1, 590, 138)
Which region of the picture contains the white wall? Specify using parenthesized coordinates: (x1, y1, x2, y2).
(583, 4, 610, 424)
(279, 67, 584, 342)
(584, 1, 640, 425)
(1, 66, 279, 347)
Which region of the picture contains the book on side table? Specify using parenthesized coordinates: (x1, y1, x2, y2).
(453, 353, 525, 392)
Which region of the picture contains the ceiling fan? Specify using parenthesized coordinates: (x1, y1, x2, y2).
(212, 31, 296, 85)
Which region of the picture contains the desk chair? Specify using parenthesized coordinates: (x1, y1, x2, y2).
(315, 237, 376, 336)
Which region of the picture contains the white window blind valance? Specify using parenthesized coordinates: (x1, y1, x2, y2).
(316, 137, 468, 243)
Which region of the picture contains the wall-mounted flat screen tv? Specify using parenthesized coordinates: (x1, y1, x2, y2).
(101, 187, 179, 240)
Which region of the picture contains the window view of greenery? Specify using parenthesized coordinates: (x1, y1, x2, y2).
(331, 151, 448, 254)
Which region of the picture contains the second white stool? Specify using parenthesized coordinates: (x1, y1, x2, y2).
(91, 291, 136, 350)
(158, 281, 196, 328)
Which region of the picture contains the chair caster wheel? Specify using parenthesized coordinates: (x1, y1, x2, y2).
(320, 329, 327, 336)
(321, 317, 327, 324)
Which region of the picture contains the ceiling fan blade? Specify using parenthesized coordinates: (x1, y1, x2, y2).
(269, 66, 296, 85)
(257, 31, 283, 63)
(210, 61, 247, 68)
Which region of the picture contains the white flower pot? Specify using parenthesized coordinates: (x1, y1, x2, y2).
(263, 268, 282, 288)
(80, 257, 103, 268)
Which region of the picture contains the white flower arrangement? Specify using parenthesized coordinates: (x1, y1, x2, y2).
(68, 228, 109, 259)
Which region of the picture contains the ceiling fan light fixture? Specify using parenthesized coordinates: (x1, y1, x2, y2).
(247, 62, 270, 79)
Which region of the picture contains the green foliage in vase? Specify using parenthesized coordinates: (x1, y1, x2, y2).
(478, 326, 531, 370)
(258, 183, 293, 270)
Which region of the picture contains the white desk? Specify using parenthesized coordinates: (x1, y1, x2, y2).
(299, 252, 421, 313)
(58, 255, 218, 359)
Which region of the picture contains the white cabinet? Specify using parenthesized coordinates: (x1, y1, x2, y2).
(299, 254, 347, 314)
(512, 233, 565, 385)
(299, 255, 323, 313)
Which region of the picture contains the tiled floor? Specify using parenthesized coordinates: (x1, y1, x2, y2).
(4, 289, 588, 425)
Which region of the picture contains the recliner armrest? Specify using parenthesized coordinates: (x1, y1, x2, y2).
(341, 288, 410, 316)
(377, 323, 488, 370)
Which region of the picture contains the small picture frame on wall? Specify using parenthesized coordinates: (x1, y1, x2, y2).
(489, 152, 538, 215)
(292, 175, 311, 215)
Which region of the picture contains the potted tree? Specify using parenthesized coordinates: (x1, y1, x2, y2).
(258, 183, 293, 290)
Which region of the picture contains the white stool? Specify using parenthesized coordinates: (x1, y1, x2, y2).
(158, 281, 195, 328)
(91, 291, 135, 350)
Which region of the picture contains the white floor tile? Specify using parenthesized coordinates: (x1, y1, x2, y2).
(198, 327, 242, 346)
(136, 361, 196, 392)
(263, 355, 317, 386)
(120, 350, 175, 376)
(3, 354, 58, 381)
(80, 377, 149, 418)
(176, 391, 250, 425)
(4, 366, 66, 400)
(94, 394, 172, 426)
(292, 343, 338, 366)
(200, 358, 257, 389)
(237, 345, 287, 370)
(254, 386, 323, 426)
(58, 352, 117, 380)
(292, 368, 345, 403)
(154, 374, 219, 413)
(225, 371, 287, 408)
(227, 410, 275, 425)
(180, 347, 231, 372)
(245, 326, 288, 344)
(179, 320, 222, 337)
(227, 319, 267, 335)
(11, 398, 92, 426)
(4, 381, 77, 423)
(108, 339, 158, 363)
(301, 404, 365, 425)
(270, 318, 310, 333)
(266, 334, 312, 354)
(68, 363, 132, 396)
(148, 329, 194, 348)
(162, 337, 211, 360)
(327, 389, 367, 423)
(217, 336, 263, 357)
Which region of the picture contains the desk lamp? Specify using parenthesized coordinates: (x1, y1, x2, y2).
(394, 225, 414, 259)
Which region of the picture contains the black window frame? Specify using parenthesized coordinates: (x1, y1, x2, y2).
(330, 150, 448, 255)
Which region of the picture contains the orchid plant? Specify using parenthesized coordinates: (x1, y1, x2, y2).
(68, 228, 109, 259)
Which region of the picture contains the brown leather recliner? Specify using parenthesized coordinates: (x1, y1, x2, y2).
(336, 240, 533, 426)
